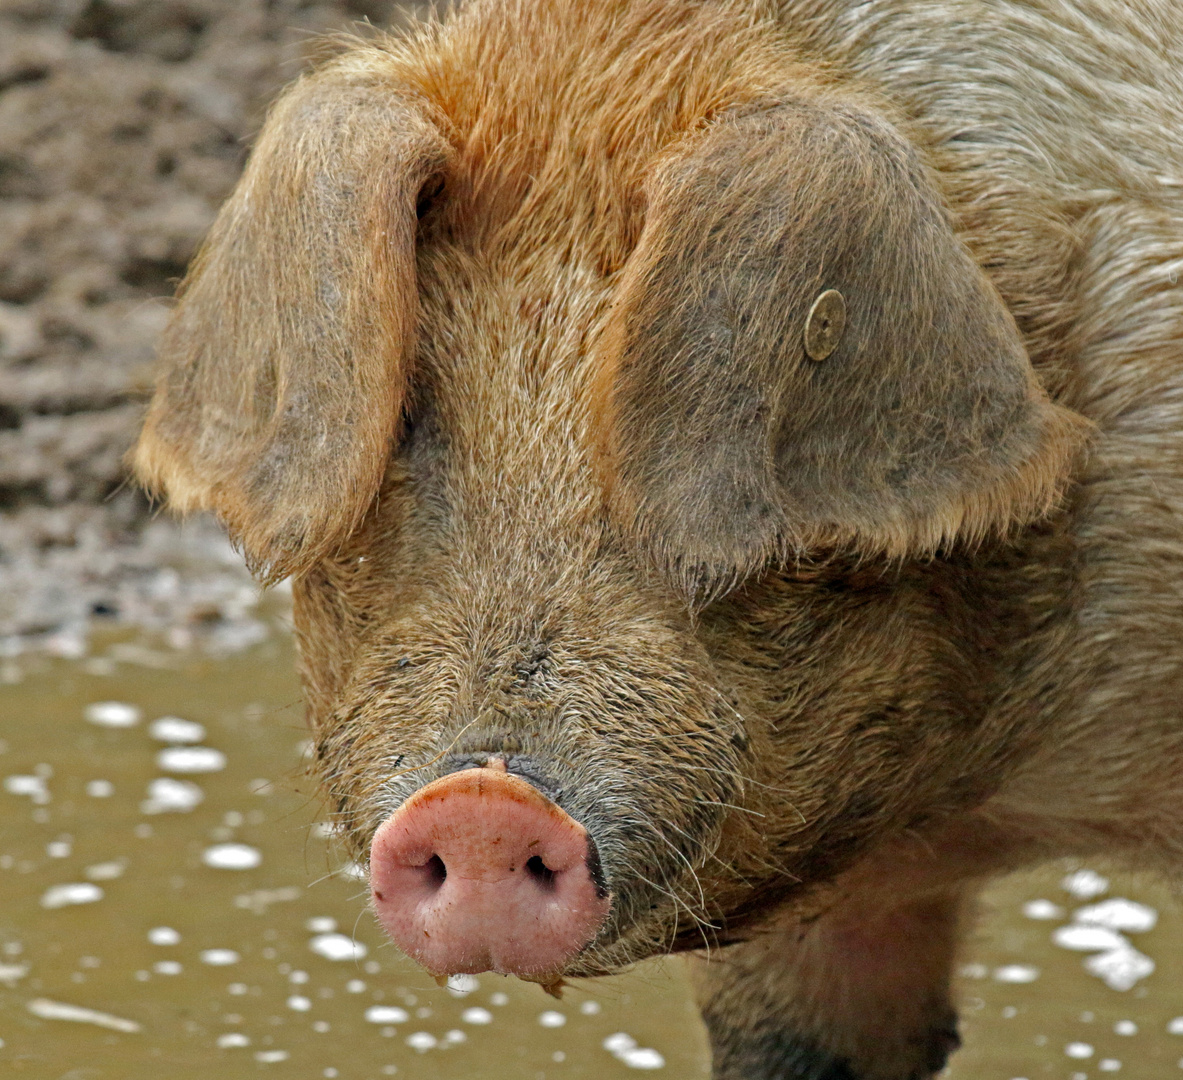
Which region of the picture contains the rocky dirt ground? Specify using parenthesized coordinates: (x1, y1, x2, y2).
(0, 0, 424, 651)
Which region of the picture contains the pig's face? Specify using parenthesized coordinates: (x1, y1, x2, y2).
(293, 259, 753, 977)
(133, 7, 1086, 984)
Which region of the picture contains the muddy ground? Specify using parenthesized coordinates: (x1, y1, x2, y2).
(0, 0, 427, 647)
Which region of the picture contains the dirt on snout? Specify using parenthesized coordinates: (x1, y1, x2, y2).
(0, 0, 425, 647)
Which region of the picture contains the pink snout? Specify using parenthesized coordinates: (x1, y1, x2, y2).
(369, 763, 611, 978)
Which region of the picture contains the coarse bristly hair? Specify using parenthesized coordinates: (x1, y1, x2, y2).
(132, 1, 1183, 1077)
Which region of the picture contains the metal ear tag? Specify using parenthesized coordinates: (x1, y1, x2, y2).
(804, 289, 846, 361)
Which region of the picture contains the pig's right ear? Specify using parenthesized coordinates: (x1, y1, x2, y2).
(132, 64, 451, 582)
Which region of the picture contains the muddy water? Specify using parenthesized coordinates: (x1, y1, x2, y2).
(2, 630, 1183, 1079)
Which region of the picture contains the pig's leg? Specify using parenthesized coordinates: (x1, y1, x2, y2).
(692, 891, 964, 1080)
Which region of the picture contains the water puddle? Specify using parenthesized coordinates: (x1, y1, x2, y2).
(2, 630, 1183, 1078)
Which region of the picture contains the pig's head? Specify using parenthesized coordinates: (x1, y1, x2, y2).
(132, 6, 1086, 984)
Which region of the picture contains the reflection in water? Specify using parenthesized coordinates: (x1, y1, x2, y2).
(1, 628, 1183, 1078)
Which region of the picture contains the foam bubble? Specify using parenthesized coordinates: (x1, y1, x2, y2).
(309, 933, 367, 961)
(993, 965, 1040, 984)
(461, 1007, 492, 1025)
(200, 949, 241, 966)
(142, 777, 204, 814)
(1053, 925, 1128, 952)
(1084, 946, 1154, 991)
(148, 927, 181, 946)
(1073, 899, 1157, 933)
(4, 775, 49, 804)
(85, 702, 141, 728)
(1062, 869, 1109, 899)
(367, 1006, 410, 1024)
(28, 998, 140, 1032)
(149, 717, 206, 743)
(41, 883, 103, 909)
(202, 844, 261, 870)
(158, 747, 226, 774)
(1022, 899, 1064, 920)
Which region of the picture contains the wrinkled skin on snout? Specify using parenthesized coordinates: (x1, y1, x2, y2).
(133, 1, 1183, 1077)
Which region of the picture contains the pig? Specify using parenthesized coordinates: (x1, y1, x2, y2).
(130, 0, 1183, 1076)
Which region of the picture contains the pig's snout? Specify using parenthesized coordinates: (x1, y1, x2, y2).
(369, 763, 611, 977)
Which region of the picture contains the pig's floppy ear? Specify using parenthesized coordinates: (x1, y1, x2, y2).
(132, 65, 451, 582)
(599, 95, 1087, 581)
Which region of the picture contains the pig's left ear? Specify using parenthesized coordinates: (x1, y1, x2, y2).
(132, 63, 451, 582)
(598, 94, 1088, 582)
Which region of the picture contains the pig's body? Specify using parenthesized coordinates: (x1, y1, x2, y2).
(133, 1, 1183, 1077)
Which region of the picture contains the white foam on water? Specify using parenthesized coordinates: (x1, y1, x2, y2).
(287, 995, 312, 1012)
(0, 962, 29, 985)
(443, 1029, 466, 1045)
(461, 1007, 492, 1025)
(85, 779, 114, 798)
(1022, 899, 1065, 920)
(490, 992, 509, 1006)
(605, 1034, 665, 1070)
(85, 860, 126, 881)
(539, 1010, 566, 1028)
(142, 777, 204, 814)
(148, 927, 180, 945)
(41, 883, 103, 909)
(289, 971, 309, 985)
(1074, 898, 1158, 933)
(1062, 869, 1109, 899)
(367, 1006, 410, 1024)
(255, 1050, 289, 1063)
(992, 965, 1039, 984)
(305, 916, 337, 933)
(149, 716, 206, 743)
(1053, 925, 1128, 952)
(620, 1048, 666, 1070)
(406, 1032, 437, 1051)
(153, 961, 182, 975)
(28, 997, 140, 1032)
(46, 839, 71, 858)
(84, 702, 141, 728)
(200, 949, 240, 966)
(1098, 1060, 1122, 1072)
(346, 980, 366, 994)
(1084, 946, 1154, 991)
(1115, 1020, 1137, 1035)
(158, 747, 226, 774)
(580, 1000, 602, 1015)
(309, 933, 367, 961)
(217, 1033, 250, 1048)
(4, 775, 49, 804)
(1065, 1043, 1094, 1059)
(1168, 1017, 1183, 1035)
(202, 844, 261, 870)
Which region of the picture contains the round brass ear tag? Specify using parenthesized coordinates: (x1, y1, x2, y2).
(804, 289, 846, 361)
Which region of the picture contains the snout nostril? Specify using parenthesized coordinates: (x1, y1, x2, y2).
(525, 854, 556, 890)
(425, 854, 446, 887)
